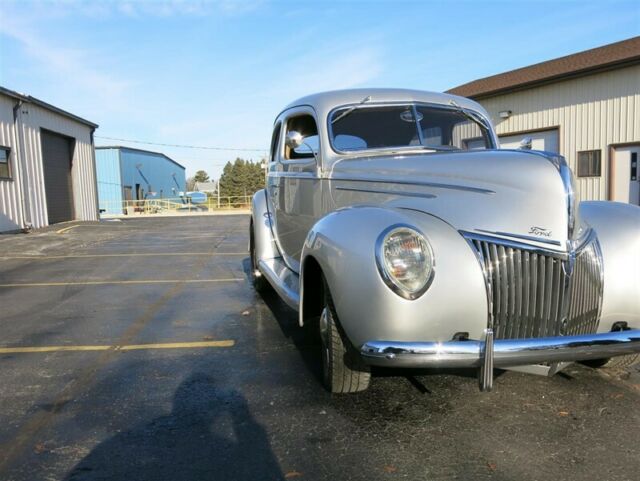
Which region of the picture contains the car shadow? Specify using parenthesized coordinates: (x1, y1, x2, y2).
(64, 373, 284, 481)
(241, 257, 324, 385)
(242, 258, 506, 395)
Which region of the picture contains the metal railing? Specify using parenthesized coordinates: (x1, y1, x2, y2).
(99, 195, 253, 217)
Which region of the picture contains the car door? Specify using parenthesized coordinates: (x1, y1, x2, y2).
(266, 107, 322, 273)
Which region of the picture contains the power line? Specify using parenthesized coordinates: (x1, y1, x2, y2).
(95, 135, 267, 152)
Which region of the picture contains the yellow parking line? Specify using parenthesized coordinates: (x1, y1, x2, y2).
(0, 252, 247, 260)
(119, 340, 235, 350)
(0, 345, 111, 353)
(56, 225, 81, 234)
(0, 278, 244, 288)
(0, 340, 235, 354)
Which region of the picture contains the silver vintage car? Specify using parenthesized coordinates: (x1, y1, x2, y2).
(250, 89, 640, 393)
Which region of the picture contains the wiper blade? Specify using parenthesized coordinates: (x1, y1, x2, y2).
(331, 95, 371, 124)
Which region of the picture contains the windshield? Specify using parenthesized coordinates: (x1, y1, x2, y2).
(329, 104, 494, 152)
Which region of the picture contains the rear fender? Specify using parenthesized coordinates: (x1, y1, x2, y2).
(251, 189, 279, 263)
(300, 206, 488, 348)
(580, 201, 640, 331)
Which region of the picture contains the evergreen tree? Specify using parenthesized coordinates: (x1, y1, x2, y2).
(218, 158, 265, 197)
(193, 170, 210, 183)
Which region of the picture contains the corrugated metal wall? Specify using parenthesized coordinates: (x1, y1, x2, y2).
(95, 148, 123, 214)
(119, 149, 186, 200)
(0, 95, 24, 231)
(0, 92, 99, 232)
(477, 64, 640, 201)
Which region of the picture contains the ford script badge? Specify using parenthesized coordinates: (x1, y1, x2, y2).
(529, 226, 552, 237)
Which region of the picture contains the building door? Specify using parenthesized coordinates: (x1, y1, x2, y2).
(612, 145, 640, 205)
(41, 130, 75, 224)
(500, 129, 559, 153)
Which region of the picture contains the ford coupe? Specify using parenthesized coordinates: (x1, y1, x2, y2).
(250, 89, 640, 393)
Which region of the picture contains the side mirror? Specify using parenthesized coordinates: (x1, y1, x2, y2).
(518, 137, 533, 150)
(285, 131, 304, 149)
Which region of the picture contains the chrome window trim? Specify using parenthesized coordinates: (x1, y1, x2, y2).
(278, 106, 321, 165)
(374, 224, 436, 300)
(327, 101, 496, 155)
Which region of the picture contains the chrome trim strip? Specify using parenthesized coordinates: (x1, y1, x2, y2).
(266, 173, 495, 195)
(268, 172, 318, 179)
(333, 176, 496, 195)
(474, 228, 562, 247)
(461, 230, 568, 258)
(335, 186, 436, 199)
(361, 329, 640, 369)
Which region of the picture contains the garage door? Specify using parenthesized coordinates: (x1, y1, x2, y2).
(41, 130, 75, 224)
(500, 129, 559, 153)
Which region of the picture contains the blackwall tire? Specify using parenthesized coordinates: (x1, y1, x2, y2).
(582, 354, 640, 370)
(320, 286, 371, 394)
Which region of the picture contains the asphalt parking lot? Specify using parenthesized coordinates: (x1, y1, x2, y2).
(0, 215, 639, 481)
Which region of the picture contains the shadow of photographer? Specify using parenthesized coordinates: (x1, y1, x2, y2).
(65, 373, 284, 481)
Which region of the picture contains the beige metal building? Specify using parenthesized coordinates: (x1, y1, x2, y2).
(0, 87, 99, 232)
(448, 36, 640, 205)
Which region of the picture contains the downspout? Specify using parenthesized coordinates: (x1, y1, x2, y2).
(12, 100, 32, 231)
(90, 128, 100, 220)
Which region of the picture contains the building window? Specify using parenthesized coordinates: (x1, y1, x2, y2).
(0, 147, 11, 180)
(577, 150, 601, 177)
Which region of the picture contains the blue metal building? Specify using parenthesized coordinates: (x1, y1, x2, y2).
(95, 147, 186, 214)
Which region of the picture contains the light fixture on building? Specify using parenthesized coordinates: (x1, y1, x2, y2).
(499, 110, 512, 119)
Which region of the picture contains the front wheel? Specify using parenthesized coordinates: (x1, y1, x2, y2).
(320, 285, 371, 393)
(582, 354, 640, 370)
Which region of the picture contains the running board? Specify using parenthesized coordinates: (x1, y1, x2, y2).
(258, 258, 300, 310)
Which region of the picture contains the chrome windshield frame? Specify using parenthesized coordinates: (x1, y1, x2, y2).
(327, 101, 497, 155)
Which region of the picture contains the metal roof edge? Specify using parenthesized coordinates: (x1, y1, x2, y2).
(453, 56, 640, 100)
(95, 145, 186, 170)
(0, 86, 99, 129)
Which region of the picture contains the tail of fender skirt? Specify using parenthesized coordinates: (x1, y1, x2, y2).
(465, 232, 603, 339)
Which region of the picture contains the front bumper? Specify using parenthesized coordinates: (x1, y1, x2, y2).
(361, 329, 640, 390)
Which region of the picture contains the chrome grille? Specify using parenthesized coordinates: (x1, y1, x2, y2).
(467, 233, 603, 340)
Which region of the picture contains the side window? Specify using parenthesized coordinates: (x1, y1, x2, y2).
(285, 114, 318, 160)
(269, 122, 281, 163)
(577, 150, 601, 177)
(0, 147, 11, 180)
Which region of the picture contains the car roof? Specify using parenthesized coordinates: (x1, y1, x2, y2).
(282, 88, 487, 120)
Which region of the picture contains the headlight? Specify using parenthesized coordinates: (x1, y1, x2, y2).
(375, 225, 435, 300)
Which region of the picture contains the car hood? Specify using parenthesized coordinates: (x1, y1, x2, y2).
(328, 149, 573, 250)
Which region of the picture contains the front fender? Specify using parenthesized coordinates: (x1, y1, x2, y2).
(580, 201, 640, 331)
(300, 206, 488, 348)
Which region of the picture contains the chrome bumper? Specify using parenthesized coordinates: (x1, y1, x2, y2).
(361, 329, 640, 391)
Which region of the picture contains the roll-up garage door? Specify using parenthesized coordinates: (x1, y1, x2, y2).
(499, 129, 559, 153)
(41, 130, 75, 224)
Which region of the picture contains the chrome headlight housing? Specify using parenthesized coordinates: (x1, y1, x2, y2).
(375, 225, 435, 300)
